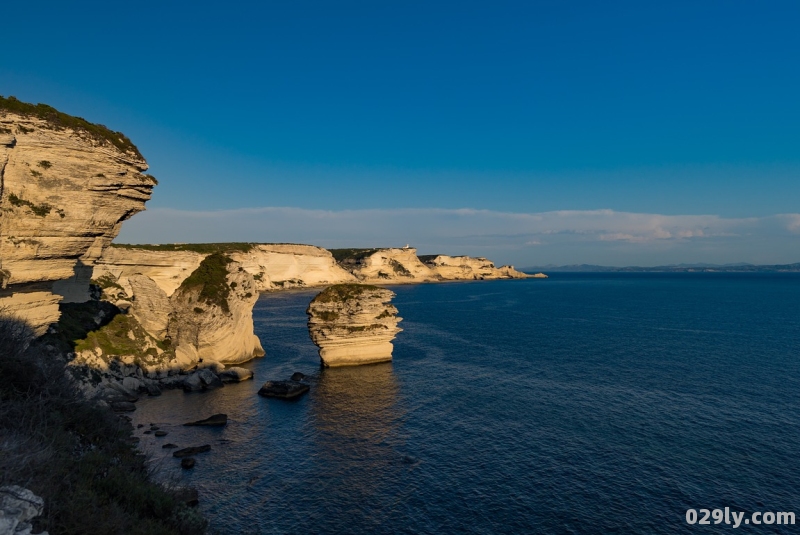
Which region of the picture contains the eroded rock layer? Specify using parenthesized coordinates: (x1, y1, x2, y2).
(307, 284, 402, 367)
(0, 99, 154, 334)
(73, 253, 264, 383)
(421, 254, 529, 280)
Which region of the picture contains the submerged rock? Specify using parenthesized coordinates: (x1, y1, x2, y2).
(181, 458, 196, 469)
(183, 414, 227, 427)
(162, 443, 178, 449)
(173, 445, 211, 458)
(290, 372, 306, 381)
(307, 284, 402, 367)
(154, 430, 168, 437)
(258, 380, 310, 399)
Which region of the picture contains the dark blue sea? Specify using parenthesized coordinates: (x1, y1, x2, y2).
(132, 273, 800, 534)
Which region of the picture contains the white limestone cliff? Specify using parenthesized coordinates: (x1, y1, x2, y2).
(93, 243, 356, 296)
(75, 254, 264, 379)
(0, 100, 154, 334)
(422, 255, 529, 280)
(334, 247, 440, 283)
(167, 254, 264, 366)
(229, 244, 356, 290)
(94, 248, 204, 297)
(307, 284, 402, 367)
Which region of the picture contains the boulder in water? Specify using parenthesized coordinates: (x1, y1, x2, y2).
(183, 414, 227, 427)
(219, 367, 254, 383)
(258, 380, 309, 399)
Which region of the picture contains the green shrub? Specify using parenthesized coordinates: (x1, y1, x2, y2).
(7, 192, 52, 217)
(111, 243, 255, 254)
(92, 274, 124, 291)
(312, 283, 381, 304)
(389, 259, 412, 276)
(329, 248, 380, 263)
(317, 311, 339, 322)
(0, 315, 206, 534)
(0, 95, 143, 158)
(178, 253, 233, 313)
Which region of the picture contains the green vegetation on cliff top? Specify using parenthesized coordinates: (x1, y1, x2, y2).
(329, 248, 381, 263)
(178, 253, 234, 313)
(111, 242, 257, 254)
(417, 255, 440, 263)
(0, 95, 142, 158)
(312, 283, 383, 304)
(111, 242, 325, 254)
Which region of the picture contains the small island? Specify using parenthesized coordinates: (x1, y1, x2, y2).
(306, 284, 402, 367)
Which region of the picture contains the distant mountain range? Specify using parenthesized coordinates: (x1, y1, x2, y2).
(522, 262, 800, 273)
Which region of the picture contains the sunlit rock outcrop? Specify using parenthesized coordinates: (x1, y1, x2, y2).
(307, 284, 402, 367)
(93, 243, 356, 295)
(331, 247, 441, 283)
(167, 253, 264, 365)
(68, 254, 264, 396)
(0, 96, 154, 334)
(421, 254, 529, 280)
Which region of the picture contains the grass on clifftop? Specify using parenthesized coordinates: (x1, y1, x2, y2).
(329, 248, 381, 263)
(312, 283, 382, 304)
(0, 95, 143, 158)
(0, 315, 206, 534)
(417, 255, 442, 264)
(111, 243, 256, 254)
(178, 253, 233, 313)
(110, 242, 318, 254)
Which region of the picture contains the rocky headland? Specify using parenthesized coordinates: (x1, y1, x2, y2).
(0, 96, 206, 535)
(0, 94, 537, 405)
(0, 96, 155, 335)
(307, 284, 402, 367)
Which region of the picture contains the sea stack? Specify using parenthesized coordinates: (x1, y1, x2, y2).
(307, 284, 402, 367)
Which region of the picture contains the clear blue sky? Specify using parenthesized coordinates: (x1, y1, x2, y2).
(2, 1, 799, 265)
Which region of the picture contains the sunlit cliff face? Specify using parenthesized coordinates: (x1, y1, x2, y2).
(0, 111, 154, 333)
(307, 284, 403, 367)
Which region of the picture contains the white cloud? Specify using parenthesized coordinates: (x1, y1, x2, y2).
(117, 207, 800, 266)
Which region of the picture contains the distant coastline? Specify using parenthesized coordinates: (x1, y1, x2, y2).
(523, 262, 800, 273)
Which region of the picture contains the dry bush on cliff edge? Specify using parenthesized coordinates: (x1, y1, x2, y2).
(0, 312, 207, 535)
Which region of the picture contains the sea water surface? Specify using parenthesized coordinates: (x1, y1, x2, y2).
(132, 273, 800, 534)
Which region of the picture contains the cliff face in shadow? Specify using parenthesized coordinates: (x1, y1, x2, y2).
(0, 96, 154, 334)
